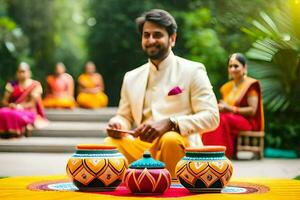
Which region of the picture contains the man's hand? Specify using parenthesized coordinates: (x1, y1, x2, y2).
(106, 122, 125, 138)
(107, 122, 122, 130)
(134, 119, 173, 143)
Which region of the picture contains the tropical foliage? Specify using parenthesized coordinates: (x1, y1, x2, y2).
(244, 1, 300, 112)
(7, 0, 56, 80)
(179, 8, 227, 91)
(0, 15, 29, 92)
(244, 0, 300, 153)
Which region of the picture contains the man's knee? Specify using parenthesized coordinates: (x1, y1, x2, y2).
(104, 136, 111, 144)
(104, 136, 119, 146)
(160, 131, 185, 147)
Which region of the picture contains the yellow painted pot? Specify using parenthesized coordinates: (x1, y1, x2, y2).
(66, 144, 128, 191)
(176, 146, 233, 193)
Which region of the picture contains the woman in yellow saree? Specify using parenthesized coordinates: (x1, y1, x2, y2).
(202, 53, 264, 158)
(43, 63, 76, 109)
(76, 62, 108, 109)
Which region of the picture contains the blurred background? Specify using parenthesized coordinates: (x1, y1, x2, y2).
(0, 0, 299, 155)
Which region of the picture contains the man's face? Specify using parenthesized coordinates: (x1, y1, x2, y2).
(141, 21, 176, 60)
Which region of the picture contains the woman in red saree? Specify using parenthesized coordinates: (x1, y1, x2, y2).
(0, 62, 46, 137)
(202, 53, 264, 158)
(43, 62, 76, 108)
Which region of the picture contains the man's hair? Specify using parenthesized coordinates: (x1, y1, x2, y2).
(136, 9, 177, 36)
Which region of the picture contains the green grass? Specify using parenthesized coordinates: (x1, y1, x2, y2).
(0, 177, 8, 179)
(294, 175, 300, 180)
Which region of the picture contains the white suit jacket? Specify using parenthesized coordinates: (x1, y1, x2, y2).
(110, 52, 219, 146)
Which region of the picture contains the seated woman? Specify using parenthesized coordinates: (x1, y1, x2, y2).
(76, 62, 108, 109)
(0, 62, 47, 137)
(202, 53, 264, 159)
(43, 62, 76, 109)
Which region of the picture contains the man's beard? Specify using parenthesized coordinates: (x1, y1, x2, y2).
(143, 43, 169, 60)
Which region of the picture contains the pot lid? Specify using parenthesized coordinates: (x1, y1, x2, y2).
(76, 144, 117, 150)
(186, 145, 226, 152)
(129, 151, 165, 169)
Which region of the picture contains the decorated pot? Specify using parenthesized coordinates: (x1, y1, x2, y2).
(175, 146, 233, 193)
(66, 144, 128, 191)
(124, 151, 171, 194)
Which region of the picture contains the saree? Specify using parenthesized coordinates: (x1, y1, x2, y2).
(76, 73, 108, 109)
(43, 73, 76, 108)
(0, 80, 46, 136)
(202, 77, 264, 158)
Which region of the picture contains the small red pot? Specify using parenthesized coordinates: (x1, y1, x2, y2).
(123, 151, 171, 194)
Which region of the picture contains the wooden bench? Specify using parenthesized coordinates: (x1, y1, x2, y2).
(236, 131, 265, 159)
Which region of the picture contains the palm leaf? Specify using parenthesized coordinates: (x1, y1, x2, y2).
(260, 12, 281, 36)
(245, 8, 300, 112)
(252, 20, 274, 36)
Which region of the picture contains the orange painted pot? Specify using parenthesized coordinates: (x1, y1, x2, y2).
(175, 146, 233, 193)
(66, 144, 128, 191)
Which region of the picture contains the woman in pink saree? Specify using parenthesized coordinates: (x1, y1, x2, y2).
(0, 62, 46, 137)
(202, 53, 264, 159)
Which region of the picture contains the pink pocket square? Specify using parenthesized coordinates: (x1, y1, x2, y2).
(168, 86, 183, 96)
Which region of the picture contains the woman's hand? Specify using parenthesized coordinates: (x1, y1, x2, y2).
(8, 103, 16, 108)
(218, 100, 237, 113)
(16, 104, 24, 110)
(8, 103, 23, 110)
(218, 100, 230, 112)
